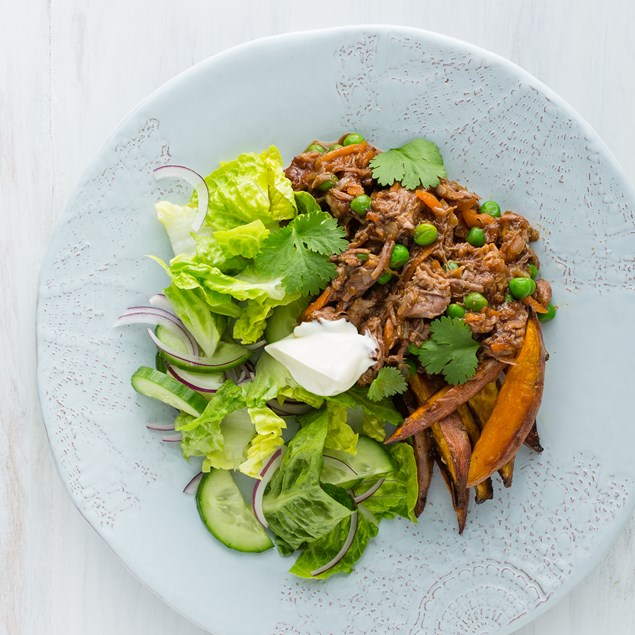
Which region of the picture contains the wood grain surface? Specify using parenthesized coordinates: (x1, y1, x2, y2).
(2, 1, 634, 633)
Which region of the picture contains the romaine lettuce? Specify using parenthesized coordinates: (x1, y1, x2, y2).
(200, 147, 297, 231)
(262, 414, 355, 551)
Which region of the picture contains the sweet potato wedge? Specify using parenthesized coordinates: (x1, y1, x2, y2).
(410, 374, 471, 532)
(411, 430, 434, 517)
(434, 451, 469, 534)
(457, 405, 493, 504)
(386, 359, 505, 443)
(467, 318, 546, 487)
(524, 421, 544, 453)
(468, 382, 514, 488)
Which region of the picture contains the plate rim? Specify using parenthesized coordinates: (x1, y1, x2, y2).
(37, 24, 635, 635)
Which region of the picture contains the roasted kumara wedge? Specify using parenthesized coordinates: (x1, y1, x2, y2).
(524, 421, 544, 453)
(430, 413, 471, 533)
(457, 405, 493, 503)
(411, 430, 434, 517)
(386, 359, 504, 443)
(434, 451, 469, 535)
(468, 381, 514, 488)
(409, 374, 471, 532)
(467, 318, 547, 487)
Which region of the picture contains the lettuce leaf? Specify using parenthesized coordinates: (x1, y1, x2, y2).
(164, 284, 225, 356)
(200, 147, 297, 231)
(238, 406, 287, 478)
(232, 292, 302, 345)
(155, 201, 199, 257)
(244, 352, 323, 410)
(262, 414, 355, 551)
(293, 190, 322, 214)
(201, 408, 255, 471)
(355, 443, 418, 521)
(178, 378, 244, 436)
(327, 385, 403, 442)
(289, 510, 379, 579)
(298, 404, 358, 455)
(213, 220, 270, 260)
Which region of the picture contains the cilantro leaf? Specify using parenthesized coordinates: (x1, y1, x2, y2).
(369, 138, 447, 190)
(412, 317, 480, 385)
(254, 210, 347, 295)
(367, 366, 408, 402)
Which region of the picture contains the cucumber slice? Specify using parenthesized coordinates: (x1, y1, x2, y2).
(156, 324, 191, 354)
(131, 366, 208, 416)
(196, 469, 273, 553)
(321, 436, 396, 489)
(162, 340, 251, 374)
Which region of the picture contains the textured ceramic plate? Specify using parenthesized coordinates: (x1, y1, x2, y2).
(37, 26, 635, 635)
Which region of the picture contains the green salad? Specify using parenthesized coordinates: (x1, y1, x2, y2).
(117, 140, 420, 579)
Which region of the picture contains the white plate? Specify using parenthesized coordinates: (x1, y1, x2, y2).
(37, 26, 635, 635)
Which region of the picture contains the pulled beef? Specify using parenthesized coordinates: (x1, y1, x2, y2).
(481, 302, 529, 360)
(534, 278, 552, 307)
(395, 261, 451, 319)
(287, 141, 547, 382)
(499, 212, 539, 264)
(449, 243, 510, 305)
(367, 185, 426, 243)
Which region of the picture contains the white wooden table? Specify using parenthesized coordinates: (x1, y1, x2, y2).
(3, 1, 634, 633)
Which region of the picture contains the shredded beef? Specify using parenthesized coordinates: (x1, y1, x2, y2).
(286, 140, 548, 382)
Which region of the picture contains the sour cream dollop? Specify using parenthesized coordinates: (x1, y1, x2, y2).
(264, 318, 377, 397)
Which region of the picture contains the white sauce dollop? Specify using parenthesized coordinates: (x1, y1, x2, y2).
(264, 319, 377, 397)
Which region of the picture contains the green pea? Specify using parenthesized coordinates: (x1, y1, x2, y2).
(505, 291, 515, 303)
(390, 244, 410, 269)
(328, 144, 343, 151)
(350, 194, 372, 215)
(445, 260, 459, 271)
(377, 271, 393, 285)
(480, 200, 501, 218)
(414, 223, 438, 246)
(538, 303, 557, 323)
(464, 292, 489, 311)
(404, 358, 417, 376)
(306, 143, 326, 154)
(356, 252, 369, 263)
(528, 263, 539, 279)
(343, 132, 365, 146)
(508, 276, 536, 299)
(446, 303, 466, 319)
(466, 227, 486, 247)
(318, 176, 338, 191)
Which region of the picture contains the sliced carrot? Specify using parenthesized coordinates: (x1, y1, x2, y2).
(301, 288, 331, 320)
(415, 189, 445, 213)
(315, 141, 367, 167)
(461, 205, 495, 228)
(522, 295, 549, 314)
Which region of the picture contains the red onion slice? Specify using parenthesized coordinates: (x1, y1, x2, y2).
(146, 423, 176, 432)
(322, 455, 358, 478)
(116, 306, 198, 355)
(183, 472, 204, 495)
(162, 432, 182, 443)
(266, 399, 314, 416)
(310, 512, 359, 577)
(252, 448, 285, 528)
(149, 293, 175, 314)
(245, 339, 267, 350)
(353, 477, 385, 504)
(147, 329, 245, 369)
(153, 165, 209, 232)
(166, 364, 224, 393)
